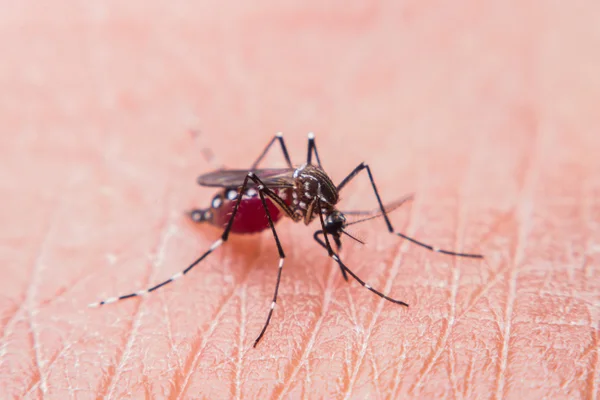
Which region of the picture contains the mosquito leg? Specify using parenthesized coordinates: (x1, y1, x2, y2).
(313, 230, 348, 281)
(89, 173, 262, 308)
(337, 163, 484, 259)
(333, 254, 409, 307)
(306, 132, 322, 167)
(250, 133, 293, 169)
(87, 237, 225, 307)
(239, 172, 289, 347)
(315, 201, 408, 306)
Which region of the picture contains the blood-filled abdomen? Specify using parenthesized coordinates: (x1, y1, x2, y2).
(190, 188, 293, 234)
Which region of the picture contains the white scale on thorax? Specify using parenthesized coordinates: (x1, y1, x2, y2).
(292, 163, 307, 179)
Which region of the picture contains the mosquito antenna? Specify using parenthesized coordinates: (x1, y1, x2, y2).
(340, 194, 413, 228)
(342, 194, 414, 216)
(345, 213, 387, 227)
(341, 230, 365, 245)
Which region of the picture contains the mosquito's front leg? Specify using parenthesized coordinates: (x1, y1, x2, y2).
(313, 230, 349, 282)
(337, 162, 484, 259)
(243, 172, 290, 347)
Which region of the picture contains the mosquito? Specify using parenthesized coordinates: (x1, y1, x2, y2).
(89, 132, 483, 347)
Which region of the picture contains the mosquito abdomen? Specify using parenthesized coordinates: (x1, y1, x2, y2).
(192, 187, 293, 234)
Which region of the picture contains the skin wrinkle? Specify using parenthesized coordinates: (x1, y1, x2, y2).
(588, 329, 599, 400)
(342, 274, 359, 388)
(418, 151, 478, 398)
(172, 230, 275, 399)
(342, 215, 415, 399)
(274, 256, 337, 399)
(303, 355, 311, 396)
(367, 346, 382, 399)
(21, 195, 69, 397)
(99, 213, 175, 400)
(428, 136, 481, 398)
(171, 250, 247, 400)
(164, 243, 250, 396)
(234, 283, 247, 400)
(455, 261, 507, 322)
(463, 353, 476, 399)
(26, 284, 47, 398)
(395, 130, 481, 398)
(37, 273, 92, 309)
(582, 174, 600, 400)
(0, 302, 24, 357)
(447, 343, 460, 400)
(584, 188, 600, 400)
(159, 291, 184, 395)
(410, 150, 473, 394)
(495, 125, 542, 400)
(410, 267, 460, 393)
(25, 339, 76, 397)
(0, 220, 56, 388)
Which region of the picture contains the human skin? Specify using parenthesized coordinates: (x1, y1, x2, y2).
(1, 1, 599, 399)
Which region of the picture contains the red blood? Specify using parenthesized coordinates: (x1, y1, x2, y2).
(211, 189, 292, 234)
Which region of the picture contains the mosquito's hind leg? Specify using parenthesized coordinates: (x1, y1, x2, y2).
(251, 132, 293, 169)
(306, 132, 322, 167)
(87, 236, 225, 307)
(89, 175, 265, 308)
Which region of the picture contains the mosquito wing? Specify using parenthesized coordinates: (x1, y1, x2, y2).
(196, 168, 296, 189)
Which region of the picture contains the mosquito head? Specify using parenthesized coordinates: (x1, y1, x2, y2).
(324, 210, 347, 236)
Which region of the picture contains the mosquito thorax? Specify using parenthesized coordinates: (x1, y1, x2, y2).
(291, 163, 339, 224)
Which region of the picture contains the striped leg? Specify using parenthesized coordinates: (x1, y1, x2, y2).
(250, 132, 293, 169)
(89, 172, 278, 309)
(337, 162, 484, 259)
(88, 238, 224, 307)
(246, 173, 288, 347)
(313, 230, 349, 282)
(306, 132, 322, 167)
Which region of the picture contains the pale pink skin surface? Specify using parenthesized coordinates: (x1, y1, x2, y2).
(1, 2, 599, 399)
